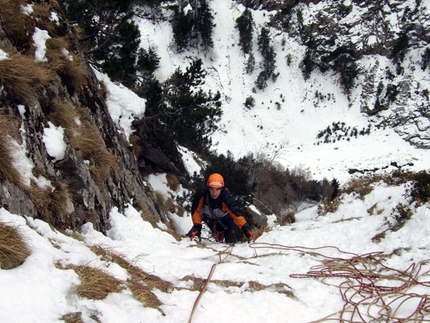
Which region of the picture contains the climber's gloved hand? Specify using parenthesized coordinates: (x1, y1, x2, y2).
(187, 224, 202, 241)
(242, 224, 255, 243)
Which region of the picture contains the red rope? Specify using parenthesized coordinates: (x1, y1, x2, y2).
(249, 242, 430, 323)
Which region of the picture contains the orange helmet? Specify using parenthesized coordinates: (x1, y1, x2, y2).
(207, 173, 224, 188)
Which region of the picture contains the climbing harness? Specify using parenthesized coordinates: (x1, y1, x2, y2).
(201, 194, 230, 242)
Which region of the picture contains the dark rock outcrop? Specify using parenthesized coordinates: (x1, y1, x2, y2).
(0, 1, 166, 233)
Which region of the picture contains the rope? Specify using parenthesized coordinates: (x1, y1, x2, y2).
(248, 242, 430, 323)
(187, 245, 234, 323)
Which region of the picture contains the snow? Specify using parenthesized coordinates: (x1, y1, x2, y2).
(94, 70, 146, 140)
(32, 27, 50, 63)
(1, 1, 429, 323)
(1, 182, 429, 322)
(0, 49, 8, 60)
(42, 121, 66, 161)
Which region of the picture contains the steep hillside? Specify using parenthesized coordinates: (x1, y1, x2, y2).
(135, 0, 429, 181)
(0, 0, 165, 232)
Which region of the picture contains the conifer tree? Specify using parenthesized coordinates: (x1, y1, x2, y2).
(171, 5, 193, 52)
(236, 8, 254, 54)
(256, 26, 277, 89)
(195, 0, 215, 51)
(58, 0, 139, 86)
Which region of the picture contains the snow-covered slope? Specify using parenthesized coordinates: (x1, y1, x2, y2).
(1, 1, 429, 323)
(1, 173, 429, 323)
(135, 0, 429, 183)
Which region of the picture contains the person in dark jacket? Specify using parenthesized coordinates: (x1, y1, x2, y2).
(187, 173, 255, 243)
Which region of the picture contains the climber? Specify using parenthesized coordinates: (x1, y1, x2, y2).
(187, 173, 255, 243)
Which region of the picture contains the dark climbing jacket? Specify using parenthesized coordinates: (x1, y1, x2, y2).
(191, 187, 247, 229)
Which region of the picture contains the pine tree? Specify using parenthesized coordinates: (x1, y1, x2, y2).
(256, 26, 277, 89)
(58, 0, 139, 86)
(137, 46, 160, 74)
(195, 0, 215, 51)
(171, 5, 193, 52)
(236, 8, 254, 54)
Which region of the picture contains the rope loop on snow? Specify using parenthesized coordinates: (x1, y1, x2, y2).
(248, 242, 430, 323)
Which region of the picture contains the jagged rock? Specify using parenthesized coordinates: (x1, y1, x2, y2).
(0, 6, 166, 233)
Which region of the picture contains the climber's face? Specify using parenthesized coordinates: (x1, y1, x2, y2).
(209, 187, 222, 199)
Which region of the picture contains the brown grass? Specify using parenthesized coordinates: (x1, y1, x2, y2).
(49, 102, 118, 185)
(0, 52, 52, 101)
(90, 246, 173, 310)
(0, 222, 31, 269)
(32, 3, 59, 36)
(0, 114, 23, 186)
(49, 99, 78, 131)
(61, 312, 84, 323)
(45, 37, 88, 93)
(129, 135, 144, 159)
(28, 181, 74, 228)
(344, 177, 374, 199)
(61, 263, 125, 300)
(317, 197, 341, 216)
(166, 173, 180, 191)
(180, 275, 295, 298)
(69, 124, 118, 185)
(0, 0, 34, 52)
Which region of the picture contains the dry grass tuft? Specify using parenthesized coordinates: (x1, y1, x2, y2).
(32, 3, 60, 36)
(61, 263, 125, 300)
(0, 114, 23, 186)
(90, 246, 173, 310)
(0, 222, 31, 269)
(70, 124, 118, 184)
(0, 52, 53, 101)
(28, 181, 74, 228)
(45, 37, 88, 93)
(181, 275, 295, 298)
(317, 197, 341, 216)
(49, 99, 78, 131)
(0, 0, 34, 52)
(61, 312, 84, 323)
(344, 177, 374, 199)
(181, 275, 206, 291)
(166, 173, 180, 191)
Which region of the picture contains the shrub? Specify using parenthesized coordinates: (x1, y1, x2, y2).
(278, 211, 296, 225)
(300, 48, 315, 80)
(0, 222, 31, 269)
(391, 203, 413, 232)
(409, 170, 430, 205)
(317, 197, 341, 216)
(344, 177, 374, 199)
(137, 46, 160, 74)
(244, 96, 255, 109)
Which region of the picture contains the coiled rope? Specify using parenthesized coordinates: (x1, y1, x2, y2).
(249, 242, 430, 323)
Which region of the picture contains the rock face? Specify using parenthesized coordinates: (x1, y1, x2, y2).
(0, 1, 166, 233)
